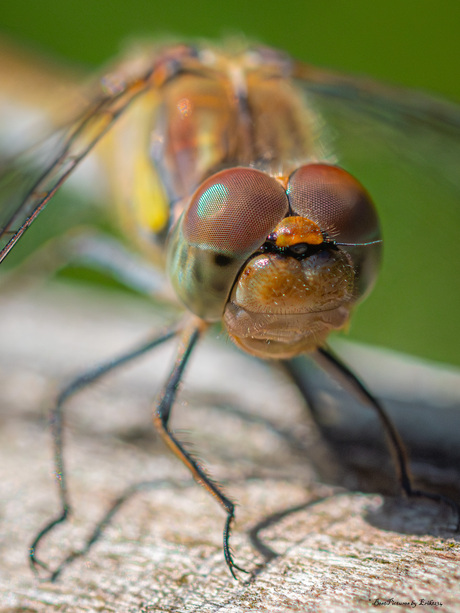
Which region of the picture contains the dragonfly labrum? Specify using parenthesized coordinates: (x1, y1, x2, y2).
(1, 41, 459, 580)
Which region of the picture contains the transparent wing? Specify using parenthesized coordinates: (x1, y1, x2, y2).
(0, 65, 156, 264)
(294, 62, 460, 366)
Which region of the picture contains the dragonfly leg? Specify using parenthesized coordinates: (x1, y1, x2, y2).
(153, 318, 250, 579)
(302, 345, 460, 530)
(29, 325, 178, 581)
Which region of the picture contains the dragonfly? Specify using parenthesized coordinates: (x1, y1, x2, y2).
(1, 40, 459, 580)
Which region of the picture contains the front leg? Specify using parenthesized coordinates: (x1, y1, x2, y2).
(152, 317, 249, 579)
(285, 345, 460, 529)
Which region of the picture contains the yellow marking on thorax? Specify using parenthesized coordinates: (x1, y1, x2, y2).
(133, 149, 169, 233)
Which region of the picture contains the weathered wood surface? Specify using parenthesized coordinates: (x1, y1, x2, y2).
(1, 283, 459, 612)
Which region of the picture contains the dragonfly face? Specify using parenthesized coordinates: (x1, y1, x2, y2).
(168, 163, 381, 358)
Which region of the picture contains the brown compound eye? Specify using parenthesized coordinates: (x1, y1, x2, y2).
(287, 164, 380, 244)
(183, 167, 289, 258)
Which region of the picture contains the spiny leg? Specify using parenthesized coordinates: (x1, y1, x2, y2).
(288, 345, 460, 529)
(30, 325, 178, 580)
(152, 318, 249, 579)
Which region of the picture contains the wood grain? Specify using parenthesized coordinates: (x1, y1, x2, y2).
(1, 282, 459, 612)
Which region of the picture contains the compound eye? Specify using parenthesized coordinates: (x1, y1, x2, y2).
(287, 164, 380, 243)
(183, 167, 289, 257)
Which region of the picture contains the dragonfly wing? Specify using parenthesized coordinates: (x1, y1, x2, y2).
(0, 69, 157, 264)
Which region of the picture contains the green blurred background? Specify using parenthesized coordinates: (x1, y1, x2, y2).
(2, 0, 459, 99)
(1, 0, 459, 366)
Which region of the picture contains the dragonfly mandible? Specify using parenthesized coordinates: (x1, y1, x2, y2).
(1, 40, 459, 580)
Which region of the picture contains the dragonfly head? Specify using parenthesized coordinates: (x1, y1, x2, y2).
(167, 163, 382, 358)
